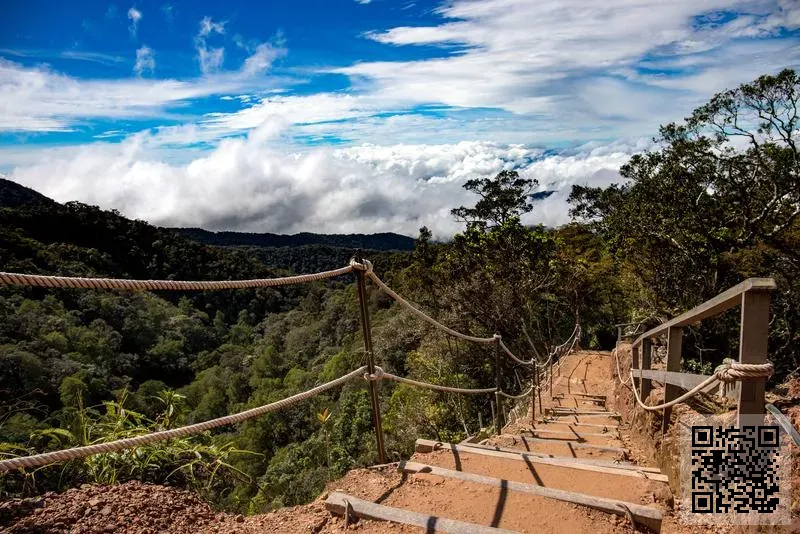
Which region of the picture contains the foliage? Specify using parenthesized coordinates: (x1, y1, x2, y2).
(569, 69, 800, 377)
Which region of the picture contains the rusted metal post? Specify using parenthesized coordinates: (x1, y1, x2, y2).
(737, 290, 770, 426)
(641, 338, 652, 401)
(662, 327, 683, 433)
(353, 253, 387, 463)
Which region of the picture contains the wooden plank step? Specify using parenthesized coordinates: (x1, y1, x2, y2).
(416, 440, 667, 480)
(521, 427, 619, 440)
(556, 392, 607, 399)
(536, 420, 619, 430)
(325, 492, 518, 534)
(507, 434, 629, 455)
(399, 462, 663, 533)
(548, 409, 620, 417)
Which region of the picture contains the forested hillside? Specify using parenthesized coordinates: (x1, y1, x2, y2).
(0, 69, 797, 515)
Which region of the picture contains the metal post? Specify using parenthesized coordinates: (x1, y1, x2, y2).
(663, 327, 682, 433)
(353, 253, 387, 463)
(737, 290, 770, 427)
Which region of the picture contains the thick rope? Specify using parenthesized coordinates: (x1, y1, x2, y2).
(498, 385, 535, 400)
(497, 337, 534, 366)
(628, 360, 773, 411)
(364, 366, 497, 395)
(0, 265, 354, 291)
(0, 366, 367, 473)
(356, 261, 496, 345)
(613, 347, 632, 386)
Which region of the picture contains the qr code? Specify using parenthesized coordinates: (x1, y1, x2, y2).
(690, 425, 780, 513)
(680, 415, 791, 525)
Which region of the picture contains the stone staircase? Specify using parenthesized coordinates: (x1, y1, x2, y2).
(324, 351, 671, 533)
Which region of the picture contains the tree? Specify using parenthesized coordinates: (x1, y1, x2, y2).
(569, 69, 800, 376)
(451, 170, 536, 229)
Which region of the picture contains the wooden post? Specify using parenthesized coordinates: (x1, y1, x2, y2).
(537, 363, 543, 416)
(662, 327, 682, 433)
(495, 343, 504, 430)
(632, 344, 640, 392)
(531, 359, 537, 423)
(354, 253, 387, 463)
(641, 338, 652, 401)
(617, 326, 623, 343)
(549, 356, 553, 398)
(737, 290, 770, 426)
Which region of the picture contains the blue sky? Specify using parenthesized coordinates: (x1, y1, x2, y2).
(1, 0, 799, 236)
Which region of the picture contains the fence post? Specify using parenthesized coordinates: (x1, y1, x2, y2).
(662, 327, 682, 433)
(641, 338, 652, 401)
(531, 359, 537, 423)
(353, 253, 387, 464)
(737, 289, 770, 427)
(495, 342, 504, 430)
(632, 343, 640, 392)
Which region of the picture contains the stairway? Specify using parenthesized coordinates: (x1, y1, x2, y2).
(324, 351, 670, 533)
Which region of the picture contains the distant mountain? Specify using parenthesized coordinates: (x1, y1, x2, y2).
(172, 228, 416, 251)
(0, 178, 57, 208)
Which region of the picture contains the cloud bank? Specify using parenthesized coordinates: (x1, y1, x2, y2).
(8, 122, 637, 237)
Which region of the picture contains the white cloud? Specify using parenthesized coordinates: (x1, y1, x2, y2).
(199, 16, 226, 38)
(335, 0, 800, 120)
(134, 46, 155, 76)
(355, 0, 372, 4)
(0, 59, 246, 132)
(241, 43, 285, 76)
(127, 7, 142, 37)
(195, 16, 227, 75)
(7, 124, 639, 236)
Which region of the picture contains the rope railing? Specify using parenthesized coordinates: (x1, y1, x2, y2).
(0, 366, 368, 473)
(0, 258, 584, 472)
(354, 260, 497, 345)
(365, 366, 498, 395)
(0, 265, 354, 291)
(626, 359, 773, 411)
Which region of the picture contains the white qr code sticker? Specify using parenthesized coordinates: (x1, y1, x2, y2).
(680, 413, 792, 525)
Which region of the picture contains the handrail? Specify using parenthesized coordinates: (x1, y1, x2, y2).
(632, 278, 776, 348)
(625, 277, 776, 428)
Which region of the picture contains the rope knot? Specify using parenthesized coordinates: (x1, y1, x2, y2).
(349, 258, 374, 274)
(715, 359, 774, 383)
(363, 365, 385, 382)
(493, 333, 502, 342)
